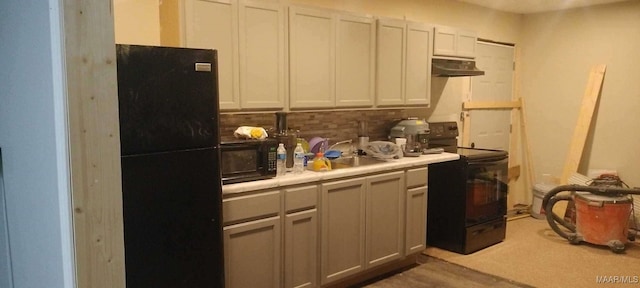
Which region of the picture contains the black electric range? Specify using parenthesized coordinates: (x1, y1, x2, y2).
(427, 122, 509, 254)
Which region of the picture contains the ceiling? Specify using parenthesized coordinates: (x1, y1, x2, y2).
(455, 0, 632, 14)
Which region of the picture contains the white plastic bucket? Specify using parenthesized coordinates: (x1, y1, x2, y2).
(531, 183, 555, 219)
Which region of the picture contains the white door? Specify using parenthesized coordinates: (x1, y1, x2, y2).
(469, 42, 514, 151)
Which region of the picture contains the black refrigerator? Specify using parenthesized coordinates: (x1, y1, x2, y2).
(116, 44, 224, 287)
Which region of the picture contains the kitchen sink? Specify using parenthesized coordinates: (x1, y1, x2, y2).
(329, 156, 387, 170)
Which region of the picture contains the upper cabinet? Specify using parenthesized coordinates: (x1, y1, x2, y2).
(238, 0, 287, 109)
(376, 19, 433, 107)
(375, 19, 405, 107)
(133, 0, 436, 111)
(289, 7, 336, 109)
(335, 14, 376, 108)
(184, 0, 240, 110)
(405, 22, 433, 106)
(289, 6, 376, 109)
(433, 25, 477, 59)
(184, 0, 286, 111)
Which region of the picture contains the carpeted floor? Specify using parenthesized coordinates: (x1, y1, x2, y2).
(424, 217, 640, 288)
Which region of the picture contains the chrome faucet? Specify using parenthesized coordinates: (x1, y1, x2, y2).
(328, 139, 352, 150)
(328, 139, 356, 157)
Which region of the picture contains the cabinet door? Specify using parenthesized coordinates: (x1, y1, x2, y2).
(456, 29, 477, 58)
(365, 171, 405, 268)
(404, 22, 433, 106)
(184, 0, 240, 110)
(289, 6, 335, 109)
(224, 217, 281, 288)
(375, 19, 406, 106)
(433, 25, 457, 57)
(335, 14, 376, 107)
(238, 0, 286, 109)
(285, 209, 318, 288)
(320, 178, 366, 285)
(406, 186, 427, 255)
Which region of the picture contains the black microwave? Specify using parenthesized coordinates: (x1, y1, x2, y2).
(220, 138, 278, 184)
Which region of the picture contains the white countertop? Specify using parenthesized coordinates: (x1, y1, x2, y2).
(222, 152, 459, 195)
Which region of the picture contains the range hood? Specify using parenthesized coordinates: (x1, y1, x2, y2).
(431, 58, 485, 77)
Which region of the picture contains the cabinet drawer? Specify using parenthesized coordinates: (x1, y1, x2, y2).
(285, 185, 318, 213)
(223, 190, 280, 224)
(406, 167, 428, 188)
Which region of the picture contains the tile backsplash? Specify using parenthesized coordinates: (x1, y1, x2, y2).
(220, 109, 420, 144)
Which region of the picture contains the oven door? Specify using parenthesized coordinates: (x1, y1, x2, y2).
(220, 144, 270, 184)
(465, 157, 508, 226)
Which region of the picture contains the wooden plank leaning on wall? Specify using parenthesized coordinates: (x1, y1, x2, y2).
(64, 1, 125, 287)
(560, 64, 607, 184)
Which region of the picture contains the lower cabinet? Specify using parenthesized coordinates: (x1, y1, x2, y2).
(320, 171, 405, 285)
(223, 185, 319, 288)
(223, 217, 281, 288)
(284, 209, 317, 288)
(405, 167, 428, 255)
(223, 166, 428, 288)
(366, 171, 405, 268)
(284, 185, 319, 288)
(406, 186, 427, 254)
(320, 178, 367, 285)
(222, 190, 282, 288)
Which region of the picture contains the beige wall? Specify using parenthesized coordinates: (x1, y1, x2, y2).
(520, 1, 640, 186)
(114, 0, 161, 45)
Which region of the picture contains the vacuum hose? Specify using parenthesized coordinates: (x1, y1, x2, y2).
(542, 184, 640, 242)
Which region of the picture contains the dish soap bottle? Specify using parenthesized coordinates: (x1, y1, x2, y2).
(312, 152, 332, 172)
(277, 143, 287, 176)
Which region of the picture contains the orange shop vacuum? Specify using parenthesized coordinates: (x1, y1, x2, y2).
(542, 176, 640, 253)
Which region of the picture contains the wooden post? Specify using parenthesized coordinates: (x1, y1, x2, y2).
(64, 0, 126, 287)
(462, 101, 521, 109)
(519, 97, 536, 190)
(462, 111, 471, 147)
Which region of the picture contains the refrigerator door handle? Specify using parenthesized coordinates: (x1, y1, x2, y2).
(195, 63, 211, 72)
